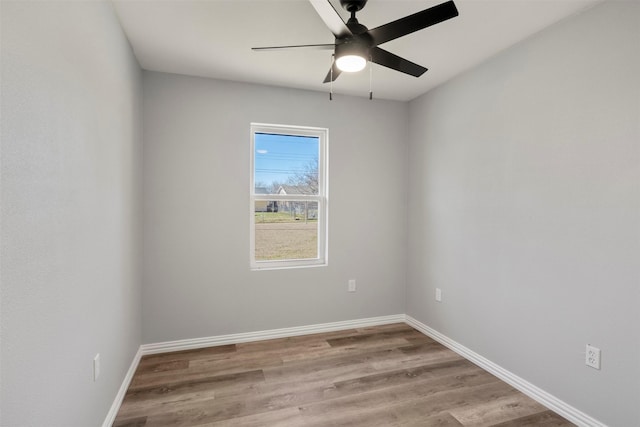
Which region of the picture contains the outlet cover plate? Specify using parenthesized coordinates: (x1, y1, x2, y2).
(586, 344, 601, 370)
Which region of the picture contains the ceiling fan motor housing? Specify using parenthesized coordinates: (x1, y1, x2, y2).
(335, 38, 370, 60)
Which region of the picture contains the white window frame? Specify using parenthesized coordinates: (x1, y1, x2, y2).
(250, 123, 328, 270)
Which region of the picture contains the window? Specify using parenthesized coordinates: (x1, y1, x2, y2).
(250, 123, 328, 270)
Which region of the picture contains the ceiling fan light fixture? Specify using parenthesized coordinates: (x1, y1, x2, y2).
(335, 54, 367, 72)
(334, 41, 368, 73)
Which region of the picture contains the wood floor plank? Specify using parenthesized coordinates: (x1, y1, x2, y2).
(235, 328, 358, 351)
(207, 407, 304, 427)
(126, 369, 265, 400)
(302, 407, 466, 427)
(188, 354, 284, 376)
(331, 358, 479, 393)
(139, 344, 236, 365)
(140, 384, 329, 426)
(129, 355, 283, 390)
(279, 337, 412, 363)
(357, 322, 415, 333)
(450, 393, 550, 426)
(112, 416, 147, 427)
(399, 413, 466, 427)
(135, 359, 189, 375)
(112, 323, 575, 427)
(326, 328, 422, 348)
(119, 395, 216, 424)
(117, 389, 216, 420)
(489, 410, 575, 426)
(236, 337, 331, 356)
(262, 343, 438, 382)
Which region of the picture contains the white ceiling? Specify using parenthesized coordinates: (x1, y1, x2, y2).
(112, 0, 602, 101)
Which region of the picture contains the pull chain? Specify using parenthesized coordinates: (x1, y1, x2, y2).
(369, 57, 373, 100)
(329, 54, 334, 101)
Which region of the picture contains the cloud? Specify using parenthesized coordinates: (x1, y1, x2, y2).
(256, 149, 268, 154)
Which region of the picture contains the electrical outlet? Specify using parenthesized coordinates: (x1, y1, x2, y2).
(93, 353, 101, 381)
(348, 279, 356, 292)
(585, 344, 601, 370)
(435, 288, 442, 302)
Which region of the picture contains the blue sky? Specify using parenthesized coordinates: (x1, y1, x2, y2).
(254, 133, 318, 188)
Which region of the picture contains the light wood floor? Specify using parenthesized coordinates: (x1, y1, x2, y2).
(113, 323, 574, 426)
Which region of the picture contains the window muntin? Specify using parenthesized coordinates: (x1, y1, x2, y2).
(250, 124, 327, 270)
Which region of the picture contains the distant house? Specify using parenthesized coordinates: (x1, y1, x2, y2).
(277, 185, 317, 219)
(276, 185, 315, 196)
(254, 187, 278, 212)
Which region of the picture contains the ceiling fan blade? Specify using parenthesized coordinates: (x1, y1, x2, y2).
(252, 44, 335, 51)
(367, 0, 459, 46)
(322, 61, 342, 83)
(309, 0, 352, 39)
(370, 47, 427, 77)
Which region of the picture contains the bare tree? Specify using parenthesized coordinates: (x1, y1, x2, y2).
(287, 158, 318, 194)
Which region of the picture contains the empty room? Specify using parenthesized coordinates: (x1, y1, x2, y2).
(1, 0, 638, 426)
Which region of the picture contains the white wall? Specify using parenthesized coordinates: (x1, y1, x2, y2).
(407, 2, 639, 426)
(142, 72, 408, 343)
(0, 2, 142, 426)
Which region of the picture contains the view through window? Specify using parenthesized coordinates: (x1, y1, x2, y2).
(250, 124, 327, 269)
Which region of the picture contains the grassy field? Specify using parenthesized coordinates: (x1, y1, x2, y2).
(254, 213, 318, 260)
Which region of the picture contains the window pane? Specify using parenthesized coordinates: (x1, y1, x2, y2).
(254, 201, 318, 261)
(254, 133, 319, 195)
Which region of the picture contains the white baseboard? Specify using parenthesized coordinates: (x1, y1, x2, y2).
(404, 315, 606, 427)
(140, 314, 405, 355)
(102, 346, 142, 427)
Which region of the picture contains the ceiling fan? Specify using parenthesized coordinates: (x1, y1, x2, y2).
(252, 0, 459, 85)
